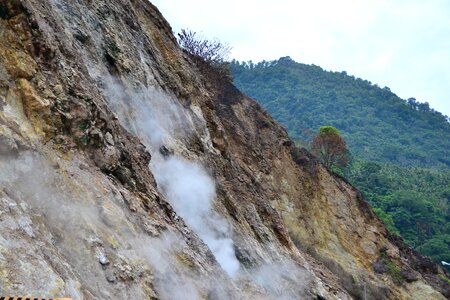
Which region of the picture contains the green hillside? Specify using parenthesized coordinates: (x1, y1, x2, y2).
(230, 57, 450, 169)
(348, 161, 450, 264)
(230, 57, 450, 266)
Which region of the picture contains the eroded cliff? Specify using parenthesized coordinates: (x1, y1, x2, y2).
(0, 0, 448, 299)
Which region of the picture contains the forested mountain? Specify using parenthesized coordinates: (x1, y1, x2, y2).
(349, 162, 450, 264)
(230, 57, 450, 266)
(231, 57, 450, 169)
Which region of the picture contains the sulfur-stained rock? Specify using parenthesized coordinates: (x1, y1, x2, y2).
(16, 78, 50, 117)
(0, 48, 38, 80)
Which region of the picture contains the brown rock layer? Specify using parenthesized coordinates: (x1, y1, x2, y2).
(0, 0, 448, 299)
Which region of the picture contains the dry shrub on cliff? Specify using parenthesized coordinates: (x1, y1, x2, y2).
(177, 29, 232, 80)
(177, 29, 231, 63)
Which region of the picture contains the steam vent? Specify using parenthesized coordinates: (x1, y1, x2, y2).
(0, 0, 448, 299)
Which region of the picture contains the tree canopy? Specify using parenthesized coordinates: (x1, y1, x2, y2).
(311, 126, 348, 169)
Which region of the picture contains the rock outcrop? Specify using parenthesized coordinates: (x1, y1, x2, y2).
(0, 0, 448, 299)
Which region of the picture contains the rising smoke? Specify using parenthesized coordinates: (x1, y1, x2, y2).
(0, 150, 208, 299)
(0, 75, 314, 298)
(0, 151, 130, 299)
(152, 156, 240, 277)
(0, 70, 313, 298)
(131, 232, 201, 300)
(248, 261, 313, 299)
(98, 76, 318, 297)
(101, 76, 241, 278)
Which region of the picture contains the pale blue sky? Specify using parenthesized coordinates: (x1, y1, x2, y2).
(152, 0, 450, 116)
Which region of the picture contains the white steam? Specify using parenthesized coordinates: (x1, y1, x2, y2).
(101, 77, 240, 277)
(0, 151, 216, 299)
(96, 75, 313, 297)
(102, 79, 191, 148)
(152, 156, 240, 276)
(132, 232, 201, 300)
(0, 73, 313, 297)
(248, 261, 312, 300)
(0, 151, 141, 299)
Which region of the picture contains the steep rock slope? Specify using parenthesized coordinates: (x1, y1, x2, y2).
(230, 58, 450, 265)
(0, 0, 448, 299)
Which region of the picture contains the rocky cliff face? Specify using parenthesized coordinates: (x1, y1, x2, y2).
(0, 0, 448, 299)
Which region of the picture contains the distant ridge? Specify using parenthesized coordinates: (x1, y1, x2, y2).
(231, 57, 450, 169)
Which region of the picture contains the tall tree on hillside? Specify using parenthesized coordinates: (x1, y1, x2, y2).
(311, 126, 349, 169)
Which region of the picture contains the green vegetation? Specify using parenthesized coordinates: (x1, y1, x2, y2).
(231, 57, 450, 168)
(349, 161, 450, 263)
(78, 121, 90, 132)
(440, 274, 450, 284)
(230, 57, 450, 267)
(318, 125, 340, 135)
(378, 251, 404, 283)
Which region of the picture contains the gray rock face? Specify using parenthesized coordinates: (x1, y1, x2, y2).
(0, 0, 448, 299)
